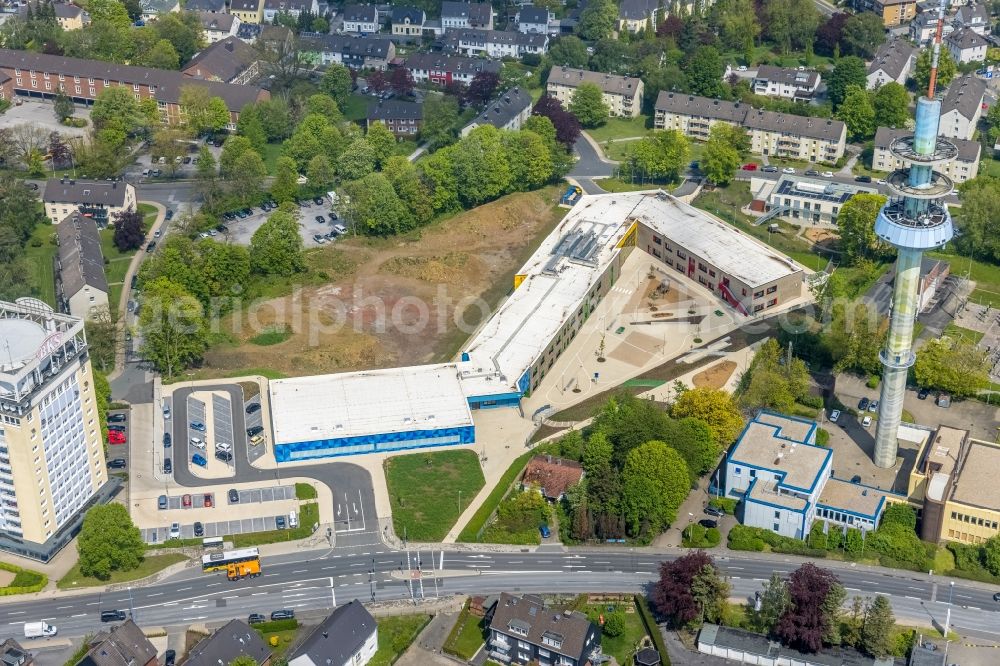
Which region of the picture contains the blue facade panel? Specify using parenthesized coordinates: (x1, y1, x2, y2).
(274, 425, 476, 462)
(467, 392, 522, 409)
(518, 370, 531, 393)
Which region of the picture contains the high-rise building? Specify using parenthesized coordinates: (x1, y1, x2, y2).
(873, 3, 956, 468)
(0, 298, 109, 560)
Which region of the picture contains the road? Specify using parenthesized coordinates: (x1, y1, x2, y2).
(812, 0, 838, 16)
(3, 545, 1000, 640)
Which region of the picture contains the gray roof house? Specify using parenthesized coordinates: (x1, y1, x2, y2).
(289, 601, 378, 666)
(698, 624, 899, 666)
(487, 593, 601, 666)
(184, 620, 272, 666)
(77, 621, 158, 666)
(183, 36, 261, 85)
(441, 1, 493, 29)
(461, 86, 533, 136)
(866, 39, 917, 89)
(184, 0, 225, 11)
(56, 212, 108, 320)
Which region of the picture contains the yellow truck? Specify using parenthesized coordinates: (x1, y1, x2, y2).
(227, 559, 262, 581)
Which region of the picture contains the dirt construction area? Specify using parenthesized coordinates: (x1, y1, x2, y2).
(200, 187, 567, 377)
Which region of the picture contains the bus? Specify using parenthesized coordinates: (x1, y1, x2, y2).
(202, 536, 224, 549)
(202, 547, 260, 573)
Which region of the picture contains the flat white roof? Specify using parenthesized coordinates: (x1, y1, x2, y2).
(269, 363, 473, 445)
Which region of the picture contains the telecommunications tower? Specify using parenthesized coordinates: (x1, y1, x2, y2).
(872, 0, 956, 468)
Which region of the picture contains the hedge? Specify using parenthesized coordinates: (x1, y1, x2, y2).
(233, 503, 318, 547)
(0, 560, 48, 596)
(728, 525, 827, 558)
(635, 595, 672, 666)
(456, 450, 536, 542)
(708, 497, 738, 514)
(682, 524, 721, 548)
(252, 618, 299, 633)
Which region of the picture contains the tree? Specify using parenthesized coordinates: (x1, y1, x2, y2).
(837, 85, 877, 141)
(219, 135, 254, 179)
(338, 139, 377, 181)
(271, 156, 300, 203)
(840, 13, 887, 59)
(48, 132, 73, 169)
(305, 94, 343, 122)
(702, 126, 742, 185)
(671, 387, 744, 447)
(179, 86, 231, 137)
(198, 241, 250, 299)
(390, 67, 415, 97)
(826, 301, 884, 376)
(367, 70, 387, 94)
(602, 608, 626, 637)
(365, 122, 397, 170)
(815, 13, 850, 57)
(748, 573, 790, 635)
(150, 12, 204, 65)
(77, 504, 144, 580)
(53, 89, 74, 122)
(420, 94, 461, 151)
(739, 338, 811, 412)
(664, 418, 719, 481)
(250, 210, 304, 276)
(873, 82, 910, 129)
(762, 0, 820, 53)
(91, 87, 145, 139)
(307, 154, 335, 191)
(466, 71, 501, 107)
(144, 39, 180, 70)
(914, 47, 957, 93)
(139, 277, 208, 377)
(549, 36, 590, 68)
(229, 150, 267, 207)
(228, 657, 258, 666)
(827, 56, 867, 109)
(578, 0, 618, 41)
(860, 595, 895, 658)
(532, 96, 581, 147)
(237, 111, 267, 154)
(502, 130, 554, 191)
(152, 128, 188, 177)
(627, 130, 690, 181)
(112, 207, 145, 251)
(343, 172, 413, 236)
(620, 440, 689, 534)
(686, 46, 727, 98)
(914, 337, 990, 397)
(450, 125, 511, 207)
(775, 563, 844, 653)
(321, 64, 353, 107)
(87, 0, 132, 27)
(570, 83, 610, 128)
(712, 0, 760, 54)
(983, 536, 1000, 576)
(837, 193, 889, 264)
(652, 551, 730, 627)
(955, 176, 1000, 262)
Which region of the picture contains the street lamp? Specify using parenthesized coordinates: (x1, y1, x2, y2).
(948, 580, 954, 606)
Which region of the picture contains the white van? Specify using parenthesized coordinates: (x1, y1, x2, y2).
(288, 510, 299, 529)
(333, 223, 347, 235)
(24, 621, 57, 638)
(190, 437, 206, 449)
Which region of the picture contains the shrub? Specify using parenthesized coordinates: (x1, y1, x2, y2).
(635, 595, 672, 666)
(705, 527, 721, 547)
(880, 503, 917, 530)
(728, 525, 766, 551)
(866, 375, 880, 389)
(798, 394, 824, 409)
(807, 522, 828, 550)
(708, 497, 738, 514)
(252, 618, 298, 633)
(827, 526, 843, 551)
(815, 428, 830, 447)
(845, 528, 864, 554)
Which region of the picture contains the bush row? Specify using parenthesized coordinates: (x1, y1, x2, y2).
(635, 595, 672, 666)
(0, 561, 48, 596)
(708, 497, 738, 514)
(682, 524, 721, 548)
(252, 618, 298, 633)
(728, 525, 829, 558)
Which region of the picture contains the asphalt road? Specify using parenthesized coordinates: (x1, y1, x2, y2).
(4, 546, 1000, 640)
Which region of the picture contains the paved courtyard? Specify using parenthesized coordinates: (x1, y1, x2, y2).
(0, 98, 91, 137)
(224, 198, 342, 248)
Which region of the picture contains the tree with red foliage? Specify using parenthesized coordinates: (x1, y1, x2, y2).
(775, 563, 846, 653)
(815, 13, 850, 57)
(389, 67, 415, 97)
(48, 132, 73, 170)
(367, 70, 387, 94)
(650, 551, 728, 628)
(444, 80, 467, 102)
(532, 96, 581, 148)
(465, 71, 500, 107)
(656, 15, 684, 39)
(112, 207, 145, 252)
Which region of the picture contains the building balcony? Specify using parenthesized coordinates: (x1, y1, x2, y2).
(491, 636, 512, 651)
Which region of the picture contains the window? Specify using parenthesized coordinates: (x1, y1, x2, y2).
(767, 298, 777, 307)
(653, 236, 661, 245)
(75, 86, 81, 94)
(774, 511, 781, 519)
(754, 304, 764, 313)
(709, 269, 716, 278)
(734, 467, 741, 475)
(698, 263, 707, 273)
(753, 290, 764, 299)
(676, 250, 687, 260)
(773, 523, 780, 531)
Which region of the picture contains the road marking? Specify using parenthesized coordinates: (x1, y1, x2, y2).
(729, 567, 744, 570)
(339, 575, 348, 578)
(284, 593, 306, 598)
(907, 586, 923, 591)
(466, 565, 490, 568)
(563, 565, 586, 568)
(57, 606, 74, 610)
(207, 583, 221, 587)
(845, 587, 861, 592)
(593, 561, 610, 564)
(148, 593, 163, 597)
(292, 569, 307, 574)
(537, 560, 552, 563)
(87, 602, 100, 606)
(905, 596, 920, 600)
(263, 573, 279, 577)
(164, 602, 178, 606)
(252, 592, 268, 596)
(224, 596, 240, 599)
(8, 622, 24, 625)
(178, 586, 192, 591)
(182, 616, 207, 621)
(72, 614, 87, 618)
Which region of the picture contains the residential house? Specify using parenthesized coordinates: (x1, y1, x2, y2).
(724, 412, 893, 540)
(855, 0, 917, 26)
(19, 2, 87, 30)
(262, 0, 318, 22)
(368, 99, 423, 137)
(441, 1, 494, 30)
(444, 28, 548, 58)
(910, 11, 954, 45)
(390, 6, 425, 38)
(289, 601, 378, 666)
(946, 27, 989, 63)
(342, 4, 380, 33)
(197, 11, 241, 43)
(654, 91, 848, 163)
(299, 34, 395, 69)
(139, 0, 180, 22)
(872, 126, 981, 183)
(755, 173, 879, 224)
(487, 593, 601, 666)
(404, 53, 500, 86)
(461, 87, 533, 135)
(230, 0, 263, 24)
(866, 39, 917, 89)
(184, 0, 226, 12)
(521, 455, 584, 501)
(185, 620, 272, 666)
(43, 178, 137, 225)
(183, 37, 261, 86)
(618, 0, 658, 33)
(546, 66, 643, 118)
(516, 5, 552, 34)
(0, 639, 32, 666)
(0, 72, 11, 102)
(76, 621, 158, 666)
(56, 212, 108, 320)
(698, 624, 900, 666)
(939, 75, 987, 139)
(953, 2, 990, 34)
(259, 24, 294, 52)
(750, 66, 821, 102)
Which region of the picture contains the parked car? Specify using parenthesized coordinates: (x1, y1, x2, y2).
(190, 437, 206, 450)
(861, 415, 873, 428)
(101, 610, 126, 622)
(868, 400, 879, 412)
(108, 413, 127, 423)
(194, 522, 204, 537)
(192, 453, 207, 467)
(108, 424, 126, 433)
(276, 515, 286, 529)
(857, 397, 870, 411)
(247, 425, 264, 437)
(270, 610, 295, 620)
(315, 215, 326, 224)
(917, 387, 930, 400)
(248, 613, 266, 625)
(698, 519, 718, 529)
(762, 165, 778, 173)
(250, 434, 265, 447)
(183, 157, 192, 164)
(215, 450, 233, 463)
(704, 506, 724, 518)
(312, 234, 325, 243)
(854, 175, 872, 183)
(246, 402, 261, 414)
(108, 431, 126, 444)
(131, 275, 138, 288)
(313, 196, 325, 205)
(163, 405, 171, 419)
(166, 209, 174, 221)
(165, 650, 176, 666)
(190, 421, 206, 432)
(158, 495, 168, 509)
(805, 169, 819, 176)
(182, 494, 192, 508)
(216, 224, 228, 233)
(229, 488, 240, 504)
(821, 171, 834, 178)
(163, 458, 172, 473)
(146, 241, 156, 253)
(829, 409, 841, 423)
(163, 432, 171, 447)
(108, 458, 127, 469)
(216, 441, 232, 452)
(782, 167, 796, 174)
(539, 524, 551, 538)
(741, 163, 758, 171)
(169, 522, 180, 539)
(204, 493, 213, 507)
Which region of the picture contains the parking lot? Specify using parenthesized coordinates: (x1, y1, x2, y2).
(142, 485, 297, 543)
(244, 395, 268, 464)
(186, 392, 236, 478)
(0, 98, 91, 137)
(106, 409, 129, 471)
(224, 198, 343, 249)
(129, 140, 224, 181)
(143, 515, 287, 543)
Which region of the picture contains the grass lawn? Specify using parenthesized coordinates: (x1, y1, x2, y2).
(370, 614, 432, 666)
(443, 603, 487, 660)
(943, 321, 985, 344)
(343, 94, 371, 123)
(102, 203, 157, 310)
(261, 143, 283, 175)
(57, 553, 186, 589)
(582, 603, 648, 665)
(928, 247, 1000, 306)
(457, 449, 541, 542)
(24, 223, 59, 307)
(256, 628, 299, 656)
(585, 116, 653, 143)
(385, 449, 485, 542)
(978, 157, 1000, 178)
(597, 177, 661, 193)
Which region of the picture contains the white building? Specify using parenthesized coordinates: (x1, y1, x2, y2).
(289, 601, 378, 666)
(140, 0, 180, 22)
(751, 65, 820, 102)
(444, 28, 548, 58)
(440, 1, 494, 30)
(946, 27, 989, 64)
(939, 75, 987, 140)
(910, 11, 954, 44)
(872, 126, 981, 183)
(262, 0, 318, 22)
(515, 5, 552, 34)
(866, 39, 916, 89)
(953, 3, 990, 34)
(461, 87, 533, 136)
(197, 11, 241, 43)
(0, 299, 109, 560)
(754, 174, 879, 225)
(341, 4, 380, 33)
(43, 178, 137, 225)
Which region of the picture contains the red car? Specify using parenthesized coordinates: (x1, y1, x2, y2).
(742, 163, 759, 171)
(182, 494, 192, 508)
(108, 430, 126, 445)
(204, 494, 213, 508)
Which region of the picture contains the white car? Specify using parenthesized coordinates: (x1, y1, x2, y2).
(877, 179, 887, 185)
(862, 415, 873, 428)
(821, 171, 834, 178)
(163, 406, 171, 419)
(190, 437, 206, 450)
(829, 409, 841, 423)
(782, 167, 795, 174)
(215, 441, 232, 452)
(169, 522, 180, 539)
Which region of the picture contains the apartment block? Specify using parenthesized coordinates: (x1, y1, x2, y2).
(443, 28, 548, 58)
(855, 0, 917, 26)
(939, 75, 987, 140)
(404, 53, 500, 86)
(488, 593, 601, 666)
(546, 67, 643, 118)
(751, 66, 820, 102)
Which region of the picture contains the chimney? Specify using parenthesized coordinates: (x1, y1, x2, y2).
(226, 40, 234, 52)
